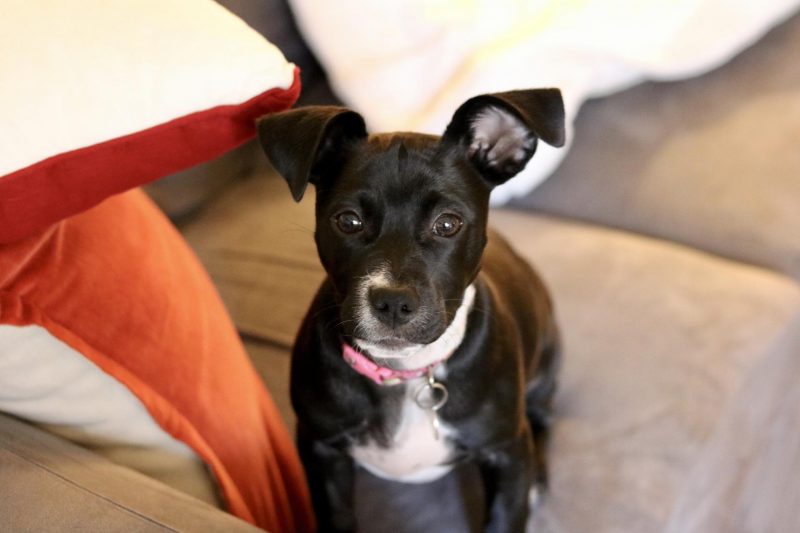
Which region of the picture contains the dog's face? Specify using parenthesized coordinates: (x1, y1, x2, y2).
(313, 133, 489, 348)
(258, 90, 565, 351)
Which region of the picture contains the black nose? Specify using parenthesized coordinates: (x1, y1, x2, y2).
(369, 286, 419, 327)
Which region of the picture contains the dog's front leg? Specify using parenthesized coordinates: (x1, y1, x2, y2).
(478, 429, 535, 533)
(297, 431, 356, 533)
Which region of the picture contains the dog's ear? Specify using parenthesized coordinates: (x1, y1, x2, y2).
(257, 106, 367, 202)
(442, 89, 565, 186)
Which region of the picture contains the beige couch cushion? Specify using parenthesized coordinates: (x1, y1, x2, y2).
(0, 413, 258, 532)
(181, 168, 800, 531)
(514, 12, 800, 281)
(492, 209, 800, 532)
(181, 164, 322, 348)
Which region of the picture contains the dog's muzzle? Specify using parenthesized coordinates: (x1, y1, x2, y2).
(368, 285, 419, 328)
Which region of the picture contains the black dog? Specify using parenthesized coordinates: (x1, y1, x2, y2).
(257, 89, 565, 533)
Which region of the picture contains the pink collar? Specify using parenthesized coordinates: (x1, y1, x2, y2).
(342, 342, 442, 386)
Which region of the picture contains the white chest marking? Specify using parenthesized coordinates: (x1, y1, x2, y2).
(355, 284, 476, 371)
(350, 285, 477, 483)
(351, 377, 456, 483)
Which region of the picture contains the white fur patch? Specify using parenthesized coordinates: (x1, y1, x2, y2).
(353, 263, 393, 341)
(351, 376, 457, 483)
(529, 485, 542, 509)
(350, 285, 476, 483)
(469, 106, 534, 167)
(356, 284, 476, 372)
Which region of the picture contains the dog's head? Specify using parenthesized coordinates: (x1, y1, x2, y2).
(257, 89, 564, 353)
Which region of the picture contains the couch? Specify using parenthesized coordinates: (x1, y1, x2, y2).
(3, 3, 799, 533)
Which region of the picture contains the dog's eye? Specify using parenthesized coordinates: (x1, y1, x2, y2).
(432, 213, 463, 237)
(335, 211, 363, 234)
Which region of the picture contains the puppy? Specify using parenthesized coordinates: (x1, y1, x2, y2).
(257, 89, 565, 533)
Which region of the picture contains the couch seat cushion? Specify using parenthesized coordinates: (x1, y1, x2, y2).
(180, 169, 800, 531)
(492, 209, 800, 532)
(0, 413, 260, 532)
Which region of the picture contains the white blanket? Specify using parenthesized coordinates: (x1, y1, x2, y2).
(288, 0, 800, 203)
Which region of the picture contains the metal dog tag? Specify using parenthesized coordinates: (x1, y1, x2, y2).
(428, 410, 442, 440)
(414, 368, 448, 440)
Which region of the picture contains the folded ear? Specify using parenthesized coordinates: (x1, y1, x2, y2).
(257, 106, 367, 201)
(442, 89, 565, 186)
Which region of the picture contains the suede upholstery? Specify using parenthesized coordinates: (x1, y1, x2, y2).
(173, 16, 800, 522)
(180, 164, 800, 532)
(513, 13, 800, 281)
(0, 412, 260, 532)
(493, 210, 800, 532)
(4, 4, 799, 532)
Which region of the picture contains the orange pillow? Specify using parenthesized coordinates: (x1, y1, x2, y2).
(0, 189, 314, 533)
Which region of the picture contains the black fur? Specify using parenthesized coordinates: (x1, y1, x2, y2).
(257, 89, 565, 533)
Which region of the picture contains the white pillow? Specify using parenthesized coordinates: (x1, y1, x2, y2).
(287, 0, 800, 203)
(0, 0, 298, 243)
